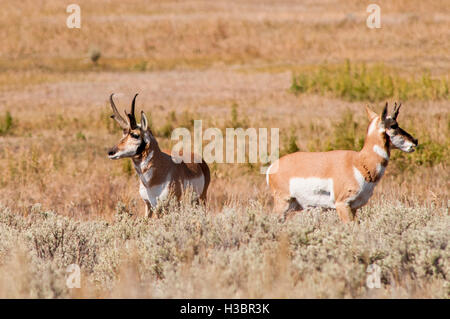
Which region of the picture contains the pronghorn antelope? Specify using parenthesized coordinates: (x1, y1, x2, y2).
(107, 93, 210, 217)
(267, 103, 418, 222)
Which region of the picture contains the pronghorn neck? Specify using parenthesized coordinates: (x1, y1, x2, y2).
(357, 116, 390, 183)
(132, 136, 163, 184)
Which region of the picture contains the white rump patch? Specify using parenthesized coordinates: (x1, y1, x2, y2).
(373, 145, 389, 161)
(348, 167, 376, 209)
(289, 177, 335, 209)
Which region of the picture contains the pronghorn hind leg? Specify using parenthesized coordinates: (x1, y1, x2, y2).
(198, 191, 208, 206)
(193, 196, 207, 208)
(274, 196, 302, 222)
(335, 202, 356, 223)
(282, 198, 303, 222)
(352, 208, 359, 222)
(273, 195, 289, 214)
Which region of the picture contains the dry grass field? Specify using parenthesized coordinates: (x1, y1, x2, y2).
(0, 0, 448, 298)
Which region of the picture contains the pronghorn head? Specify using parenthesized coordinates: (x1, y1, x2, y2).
(107, 93, 153, 160)
(366, 102, 418, 153)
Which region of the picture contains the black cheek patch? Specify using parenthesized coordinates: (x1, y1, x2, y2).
(135, 139, 147, 155)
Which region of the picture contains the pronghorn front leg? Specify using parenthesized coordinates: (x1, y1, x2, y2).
(335, 202, 356, 223)
(144, 200, 153, 218)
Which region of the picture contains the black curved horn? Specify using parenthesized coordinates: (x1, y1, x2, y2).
(127, 93, 139, 129)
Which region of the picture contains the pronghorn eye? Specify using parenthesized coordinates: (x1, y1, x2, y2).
(391, 124, 398, 129)
(130, 133, 140, 139)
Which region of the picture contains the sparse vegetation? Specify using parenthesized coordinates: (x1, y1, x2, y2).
(0, 111, 13, 136)
(0, 201, 447, 298)
(75, 131, 86, 141)
(392, 138, 450, 170)
(227, 103, 248, 129)
(306, 111, 449, 170)
(291, 61, 449, 102)
(325, 109, 365, 152)
(89, 48, 101, 65)
(281, 130, 300, 156)
(156, 110, 197, 138)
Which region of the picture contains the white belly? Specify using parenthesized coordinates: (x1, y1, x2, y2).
(289, 177, 335, 209)
(139, 180, 171, 208)
(139, 174, 205, 208)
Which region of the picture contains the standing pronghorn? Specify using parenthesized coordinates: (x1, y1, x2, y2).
(107, 93, 210, 217)
(267, 103, 418, 222)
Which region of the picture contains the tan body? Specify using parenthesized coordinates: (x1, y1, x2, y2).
(267, 104, 417, 222)
(133, 146, 210, 217)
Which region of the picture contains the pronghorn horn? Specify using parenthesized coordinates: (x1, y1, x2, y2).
(381, 102, 388, 122)
(109, 93, 129, 129)
(392, 102, 401, 120)
(127, 93, 138, 129)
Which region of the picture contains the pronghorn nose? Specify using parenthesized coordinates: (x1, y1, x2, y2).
(108, 147, 117, 156)
(413, 138, 418, 145)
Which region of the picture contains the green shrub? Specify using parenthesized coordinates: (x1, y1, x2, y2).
(157, 110, 196, 138)
(100, 108, 117, 134)
(89, 48, 101, 64)
(0, 111, 14, 136)
(75, 131, 86, 141)
(158, 122, 174, 138)
(291, 61, 449, 102)
(230, 103, 242, 128)
(122, 159, 134, 177)
(391, 138, 449, 170)
(281, 130, 300, 156)
(313, 111, 448, 169)
(131, 60, 148, 71)
(325, 109, 364, 152)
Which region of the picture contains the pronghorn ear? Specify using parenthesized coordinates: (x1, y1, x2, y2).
(365, 105, 378, 121)
(140, 111, 148, 131)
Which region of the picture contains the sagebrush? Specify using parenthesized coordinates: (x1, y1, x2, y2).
(0, 201, 448, 298)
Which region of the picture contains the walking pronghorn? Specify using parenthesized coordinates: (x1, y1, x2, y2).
(107, 93, 210, 218)
(266, 103, 418, 222)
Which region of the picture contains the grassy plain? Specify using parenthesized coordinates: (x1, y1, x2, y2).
(0, 0, 448, 298)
